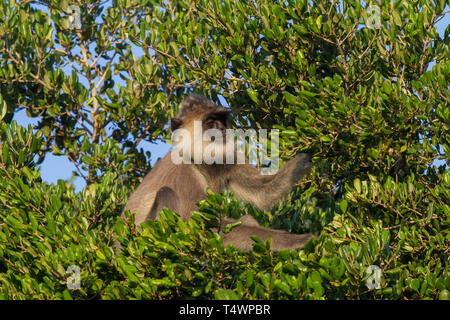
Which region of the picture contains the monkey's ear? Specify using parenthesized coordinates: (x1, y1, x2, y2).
(171, 118, 183, 131)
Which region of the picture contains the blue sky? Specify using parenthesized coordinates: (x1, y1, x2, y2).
(12, 4, 449, 193)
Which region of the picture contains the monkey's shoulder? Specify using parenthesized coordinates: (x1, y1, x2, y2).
(144, 154, 206, 186)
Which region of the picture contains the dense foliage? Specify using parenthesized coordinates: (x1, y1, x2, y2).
(0, 0, 448, 299)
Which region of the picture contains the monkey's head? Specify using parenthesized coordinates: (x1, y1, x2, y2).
(171, 95, 230, 132)
(170, 95, 232, 165)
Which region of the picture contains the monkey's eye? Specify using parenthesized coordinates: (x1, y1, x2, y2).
(204, 119, 216, 128)
(204, 117, 227, 130)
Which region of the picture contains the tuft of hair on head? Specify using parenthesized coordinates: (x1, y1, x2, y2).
(177, 94, 217, 118)
(171, 95, 230, 131)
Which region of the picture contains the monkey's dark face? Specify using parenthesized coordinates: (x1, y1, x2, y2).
(171, 106, 232, 164)
(202, 110, 229, 132)
(202, 111, 229, 148)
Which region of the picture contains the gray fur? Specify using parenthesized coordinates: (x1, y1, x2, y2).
(122, 96, 315, 251)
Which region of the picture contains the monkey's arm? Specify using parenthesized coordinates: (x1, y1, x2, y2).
(148, 186, 180, 220)
(227, 153, 312, 211)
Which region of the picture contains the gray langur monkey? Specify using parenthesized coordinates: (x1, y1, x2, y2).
(122, 95, 315, 251)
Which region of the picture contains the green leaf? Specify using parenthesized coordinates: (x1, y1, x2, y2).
(223, 221, 242, 233)
(247, 89, 258, 103)
(315, 15, 322, 30)
(354, 179, 361, 194)
(0, 95, 6, 121)
(299, 90, 316, 98)
(214, 289, 239, 300)
(392, 10, 402, 26)
(409, 279, 420, 292)
(22, 167, 34, 181)
(45, 212, 56, 235)
(96, 250, 106, 260)
(275, 280, 292, 295)
(51, 195, 62, 211)
(339, 199, 348, 213)
(283, 92, 299, 105)
(439, 289, 450, 300)
(62, 290, 73, 300)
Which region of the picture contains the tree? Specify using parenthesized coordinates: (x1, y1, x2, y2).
(0, 0, 448, 299)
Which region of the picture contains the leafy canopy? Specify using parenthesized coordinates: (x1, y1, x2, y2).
(0, 0, 448, 299)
